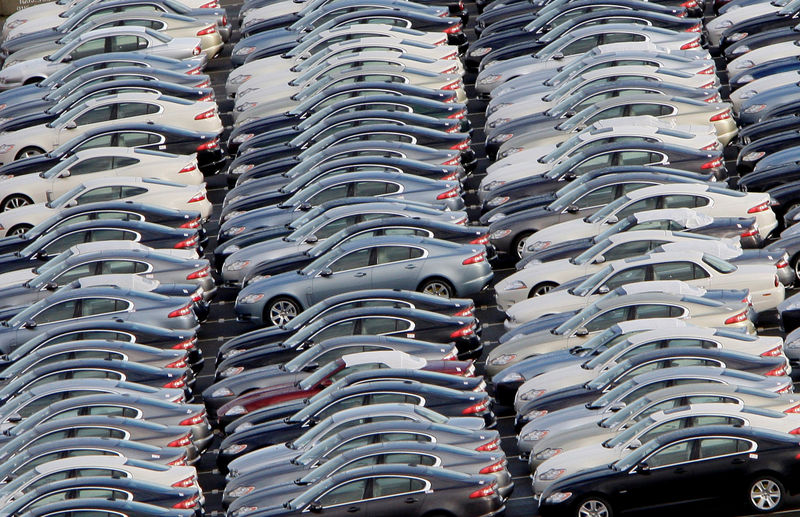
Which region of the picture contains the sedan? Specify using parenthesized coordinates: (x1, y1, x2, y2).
(12, 498, 195, 517)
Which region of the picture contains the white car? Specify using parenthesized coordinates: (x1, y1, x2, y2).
(0, 92, 221, 165)
(0, 147, 202, 213)
(524, 183, 778, 251)
(0, 176, 212, 234)
(505, 250, 783, 326)
(705, 0, 786, 46)
(0, 27, 204, 89)
(728, 70, 800, 114)
(496, 231, 743, 310)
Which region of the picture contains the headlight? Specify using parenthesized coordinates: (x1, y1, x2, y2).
(741, 151, 765, 162)
(737, 74, 753, 83)
(224, 212, 245, 223)
(734, 60, 754, 69)
(238, 293, 264, 304)
(731, 45, 749, 55)
(230, 74, 252, 85)
(235, 102, 257, 112)
(234, 421, 254, 433)
(538, 469, 566, 481)
(526, 410, 548, 419)
(713, 19, 733, 29)
(490, 228, 512, 240)
(738, 90, 756, 100)
(232, 133, 254, 144)
(223, 443, 247, 454)
(470, 46, 492, 57)
(235, 46, 256, 55)
(521, 429, 548, 441)
(527, 241, 550, 251)
(225, 260, 251, 271)
(211, 387, 234, 398)
(492, 133, 514, 143)
(246, 275, 271, 285)
(727, 32, 747, 41)
(220, 366, 244, 377)
(0, 144, 14, 154)
(498, 371, 524, 383)
(519, 388, 545, 400)
(231, 164, 254, 175)
(482, 180, 505, 191)
(224, 406, 247, 417)
(487, 196, 510, 207)
(488, 353, 516, 366)
(786, 341, 800, 349)
(478, 74, 502, 85)
(499, 147, 523, 158)
(227, 486, 255, 498)
(503, 280, 527, 291)
(544, 492, 572, 504)
(231, 506, 258, 517)
(488, 102, 510, 114)
(222, 348, 244, 359)
(534, 448, 563, 460)
(224, 226, 246, 237)
(0, 174, 12, 181)
(743, 104, 766, 114)
(488, 118, 510, 128)
(223, 245, 241, 254)
(487, 213, 507, 223)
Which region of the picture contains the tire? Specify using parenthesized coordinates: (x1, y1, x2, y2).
(512, 231, 533, 261)
(792, 253, 800, 285)
(6, 223, 32, 236)
(747, 475, 785, 513)
(418, 278, 454, 298)
(263, 296, 301, 327)
(529, 281, 558, 298)
(15, 147, 44, 160)
(23, 77, 43, 85)
(574, 496, 613, 517)
(0, 194, 32, 212)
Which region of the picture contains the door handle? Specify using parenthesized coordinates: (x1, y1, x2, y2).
(354, 272, 367, 277)
(405, 498, 418, 503)
(405, 264, 416, 269)
(347, 507, 360, 513)
(732, 458, 746, 464)
(674, 468, 686, 474)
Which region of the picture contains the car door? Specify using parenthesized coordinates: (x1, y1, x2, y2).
(367, 476, 427, 517)
(49, 157, 116, 198)
(690, 436, 754, 503)
(620, 438, 699, 511)
(372, 245, 425, 288)
(651, 261, 712, 288)
(312, 247, 373, 303)
(312, 478, 370, 516)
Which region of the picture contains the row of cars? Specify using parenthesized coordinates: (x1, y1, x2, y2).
(0, 0, 241, 515)
(463, 0, 800, 515)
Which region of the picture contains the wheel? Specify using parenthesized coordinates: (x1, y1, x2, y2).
(0, 195, 32, 212)
(792, 253, 800, 285)
(23, 77, 43, 85)
(529, 281, 558, 297)
(419, 278, 454, 298)
(6, 223, 32, 236)
(747, 475, 785, 513)
(263, 297, 300, 327)
(574, 497, 613, 517)
(512, 231, 533, 261)
(15, 147, 44, 160)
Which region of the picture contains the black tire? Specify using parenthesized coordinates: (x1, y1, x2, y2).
(263, 296, 301, 327)
(23, 77, 43, 85)
(574, 496, 613, 517)
(418, 277, 454, 298)
(0, 194, 32, 212)
(15, 147, 44, 160)
(6, 223, 32, 236)
(511, 231, 533, 261)
(792, 252, 800, 286)
(529, 281, 558, 298)
(747, 475, 785, 513)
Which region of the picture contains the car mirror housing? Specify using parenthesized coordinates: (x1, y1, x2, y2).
(60, 170, 70, 178)
(605, 215, 618, 225)
(574, 327, 589, 337)
(552, 52, 564, 60)
(34, 250, 48, 260)
(6, 414, 21, 423)
(66, 199, 78, 208)
(637, 462, 651, 474)
(65, 121, 77, 130)
(597, 285, 610, 295)
(629, 439, 642, 450)
(319, 268, 332, 277)
(299, 202, 312, 211)
(301, 363, 318, 372)
(594, 255, 605, 265)
(21, 320, 36, 329)
(565, 204, 579, 214)
(44, 282, 58, 291)
(308, 503, 322, 513)
(305, 235, 318, 244)
(608, 402, 626, 412)
(61, 54, 73, 62)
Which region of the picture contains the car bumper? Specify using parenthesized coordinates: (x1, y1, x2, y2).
(457, 269, 494, 297)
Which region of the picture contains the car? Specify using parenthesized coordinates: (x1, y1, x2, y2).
(225, 441, 510, 513)
(727, 39, 800, 76)
(723, 23, 800, 60)
(729, 72, 800, 117)
(537, 425, 800, 516)
(12, 498, 195, 517)
(0, 27, 204, 89)
(706, 0, 789, 47)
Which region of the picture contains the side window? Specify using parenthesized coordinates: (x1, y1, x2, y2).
(55, 263, 95, 284)
(603, 266, 648, 291)
(117, 102, 157, 119)
(120, 186, 148, 197)
(602, 32, 646, 44)
(316, 396, 367, 421)
(329, 249, 371, 273)
(382, 453, 435, 466)
(375, 246, 414, 264)
(617, 151, 662, 166)
(616, 197, 659, 218)
(307, 184, 349, 206)
(80, 298, 128, 317)
(315, 216, 359, 239)
(584, 106, 625, 126)
(69, 157, 115, 175)
(110, 35, 144, 52)
(71, 38, 107, 60)
(314, 320, 358, 341)
(43, 231, 88, 254)
(353, 181, 400, 196)
(118, 132, 160, 146)
(372, 477, 426, 498)
(112, 157, 139, 168)
(603, 241, 657, 261)
(89, 229, 137, 242)
(663, 195, 709, 209)
(696, 437, 745, 459)
(75, 104, 115, 126)
(634, 304, 679, 319)
(35, 300, 78, 324)
(361, 317, 403, 334)
(646, 441, 694, 468)
(572, 153, 614, 175)
(652, 262, 705, 282)
(584, 307, 629, 332)
(628, 104, 672, 117)
(76, 186, 122, 204)
(561, 35, 598, 55)
(99, 260, 148, 274)
(575, 186, 616, 208)
(620, 380, 671, 404)
(76, 134, 114, 150)
(318, 479, 369, 506)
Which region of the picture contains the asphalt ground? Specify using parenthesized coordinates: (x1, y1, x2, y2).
(187, 1, 800, 515)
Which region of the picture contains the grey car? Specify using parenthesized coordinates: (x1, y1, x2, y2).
(234, 236, 493, 317)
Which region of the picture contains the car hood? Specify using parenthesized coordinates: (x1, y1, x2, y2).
(225, 237, 303, 266)
(0, 284, 41, 310)
(525, 217, 597, 248)
(522, 238, 594, 263)
(506, 289, 590, 325)
(517, 364, 596, 401)
(0, 268, 35, 289)
(499, 312, 571, 343)
(532, 443, 619, 494)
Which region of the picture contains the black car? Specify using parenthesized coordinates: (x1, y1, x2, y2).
(0, 123, 223, 177)
(738, 160, 800, 194)
(15, 498, 195, 517)
(728, 56, 800, 92)
(735, 113, 800, 148)
(538, 425, 800, 517)
(216, 384, 494, 463)
(514, 347, 788, 419)
(239, 0, 467, 24)
(218, 216, 487, 272)
(724, 24, 800, 60)
(737, 129, 800, 173)
(466, 9, 699, 70)
(228, 93, 467, 154)
(718, 4, 800, 52)
(0, 219, 201, 269)
(234, 465, 502, 517)
(222, 371, 486, 435)
(766, 180, 800, 224)
(217, 306, 481, 370)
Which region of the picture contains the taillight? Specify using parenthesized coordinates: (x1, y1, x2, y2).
(700, 80, 716, 89)
(167, 433, 192, 448)
(444, 23, 462, 34)
(775, 275, 780, 288)
(469, 483, 496, 499)
(173, 495, 200, 509)
(701, 157, 723, 169)
(447, 109, 467, 119)
(187, 266, 210, 279)
(179, 163, 197, 174)
(454, 305, 475, 317)
(437, 186, 460, 200)
(171, 475, 196, 487)
(776, 258, 789, 269)
(450, 138, 470, 150)
(470, 234, 489, 245)
(198, 93, 214, 102)
(443, 50, 458, 60)
(180, 410, 207, 426)
(166, 357, 188, 369)
(451, 323, 475, 339)
(179, 217, 201, 229)
(710, 110, 731, 121)
(701, 143, 718, 150)
(172, 337, 197, 350)
(195, 80, 210, 88)
(475, 438, 499, 451)
(188, 192, 206, 203)
(785, 404, 800, 414)
(761, 346, 783, 357)
(174, 234, 199, 248)
(741, 226, 759, 238)
(686, 22, 701, 32)
(441, 171, 459, 181)
(681, 0, 697, 6)
(462, 251, 486, 265)
(167, 455, 187, 466)
(446, 125, 460, 133)
(766, 364, 789, 376)
(192, 45, 202, 56)
(190, 289, 203, 303)
(463, 398, 489, 415)
(697, 65, 715, 75)
(164, 376, 187, 389)
(197, 25, 216, 35)
(479, 460, 506, 474)
(442, 79, 461, 91)
(779, 385, 793, 394)
(454, 216, 467, 225)
(790, 428, 800, 435)
(681, 38, 700, 49)
(442, 157, 460, 166)
(168, 303, 193, 318)
(195, 108, 216, 120)
(187, 67, 202, 75)
(748, 202, 770, 213)
(198, 0, 218, 6)
(197, 138, 219, 151)
(724, 311, 748, 325)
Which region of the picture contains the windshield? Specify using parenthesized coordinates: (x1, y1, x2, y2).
(6, 298, 51, 327)
(285, 214, 329, 244)
(291, 416, 340, 450)
(554, 301, 602, 335)
(590, 378, 638, 409)
(588, 195, 631, 223)
(301, 246, 343, 275)
(572, 265, 613, 297)
(615, 436, 662, 471)
(47, 184, 85, 210)
(596, 217, 636, 241)
(546, 75, 583, 102)
(587, 360, 631, 390)
(297, 360, 341, 390)
(605, 416, 656, 448)
(602, 394, 657, 428)
(541, 130, 587, 164)
(573, 239, 611, 266)
(41, 155, 79, 179)
(585, 337, 636, 369)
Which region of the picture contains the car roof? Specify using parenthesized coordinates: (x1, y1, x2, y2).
(633, 208, 715, 227)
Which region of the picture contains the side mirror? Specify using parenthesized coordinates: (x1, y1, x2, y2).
(319, 268, 332, 277)
(629, 439, 642, 450)
(6, 414, 21, 423)
(597, 285, 610, 295)
(34, 250, 48, 260)
(552, 52, 564, 60)
(563, 172, 576, 181)
(21, 320, 36, 330)
(66, 199, 78, 208)
(637, 462, 650, 474)
(299, 202, 312, 211)
(65, 121, 77, 130)
(593, 255, 605, 265)
(44, 282, 58, 291)
(605, 215, 618, 225)
(608, 401, 626, 412)
(59, 170, 70, 178)
(305, 235, 318, 244)
(308, 503, 322, 513)
(301, 363, 318, 372)
(574, 327, 589, 337)
(61, 54, 73, 62)
(565, 204, 579, 214)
